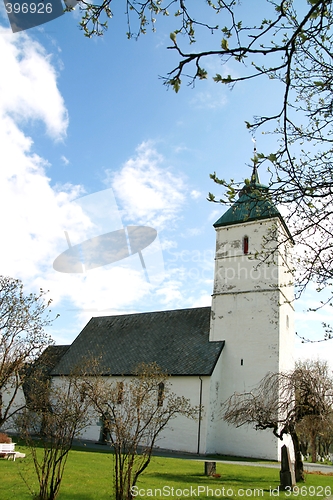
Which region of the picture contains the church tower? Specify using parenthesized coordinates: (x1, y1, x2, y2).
(208, 162, 295, 460)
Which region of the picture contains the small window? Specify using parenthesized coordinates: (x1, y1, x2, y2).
(241, 359, 244, 366)
(243, 236, 249, 255)
(157, 382, 164, 407)
(117, 382, 124, 404)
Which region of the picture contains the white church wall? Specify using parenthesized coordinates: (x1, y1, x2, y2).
(52, 374, 211, 454)
(0, 378, 26, 434)
(51, 376, 101, 442)
(211, 289, 280, 382)
(204, 352, 293, 460)
(278, 296, 295, 373)
(157, 376, 211, 454)
(205, 352, 223, 453)
(276, 235, 295, 375)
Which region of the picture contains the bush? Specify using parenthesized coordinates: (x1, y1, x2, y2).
(0, 432, 12, 443)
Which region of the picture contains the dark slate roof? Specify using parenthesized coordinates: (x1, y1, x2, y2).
(213, 168, 293, 242)
(51, 307, 224, 376)
(36, 345, 71, 373)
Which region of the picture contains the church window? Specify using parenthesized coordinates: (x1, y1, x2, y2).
(241, 359, 244, 366)
(117, 381, 124, 404)
(243, 236, 249, 254)
(157, 382, 164, 407)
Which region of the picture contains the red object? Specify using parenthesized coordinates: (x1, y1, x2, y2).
(243, 236, 249, 254)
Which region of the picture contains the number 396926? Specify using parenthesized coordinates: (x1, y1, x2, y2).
(5, 3, 53, 13)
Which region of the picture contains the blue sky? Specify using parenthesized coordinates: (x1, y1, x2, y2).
(0, 2, 332, 365)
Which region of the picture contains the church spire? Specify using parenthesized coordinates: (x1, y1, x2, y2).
(237, 140, 265, 198)
(213, 142, 292, 241)
(250, 138, 260, 185)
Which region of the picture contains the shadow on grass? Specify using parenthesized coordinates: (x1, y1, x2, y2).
(148, 472, 270, 486)
(147, 467, 281, 492)
(72, 445, 114, 455)
(57, 495, 101, 500)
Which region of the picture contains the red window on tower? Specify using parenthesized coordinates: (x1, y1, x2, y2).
(243, 236, 249, 255)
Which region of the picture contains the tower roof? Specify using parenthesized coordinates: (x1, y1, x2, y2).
(213, 165, 293, 241)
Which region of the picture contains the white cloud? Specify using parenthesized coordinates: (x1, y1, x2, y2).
(0, 28, 68, 139)
(37, 262, 150, 311)
(295, 337, 333, 370)
(183, 227, 204, 237)
(190, 90, 227, 110)
(61, 155, 70, 165)
(191, 293, 212, 308)
(108, 142, 186, 229)
(0, 29, 75, 282)
(190, 189, 201, 200)
(155, 279, 184, 305)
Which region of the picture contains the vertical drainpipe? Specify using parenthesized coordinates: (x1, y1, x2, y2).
(197, 376, 203, 455)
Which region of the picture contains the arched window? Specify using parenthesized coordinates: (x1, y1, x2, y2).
(243, 236, 249, 255)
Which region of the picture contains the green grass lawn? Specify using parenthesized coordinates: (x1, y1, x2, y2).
(1, 444, 332, 500)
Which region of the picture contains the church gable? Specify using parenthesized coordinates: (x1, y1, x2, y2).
(51, 307, 224, 377)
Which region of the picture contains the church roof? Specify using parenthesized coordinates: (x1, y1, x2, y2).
(37, 345, 71, 371)
(22, 345, 70, 408)
(213, 166, 293, 240)
(51, 307, 224, 377)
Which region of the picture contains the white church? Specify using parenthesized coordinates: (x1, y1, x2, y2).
(27, 165, 295, 460)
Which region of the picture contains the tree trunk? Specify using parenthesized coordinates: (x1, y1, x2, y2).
(310, 429, 317, 463)
(290, 429, 305, 482)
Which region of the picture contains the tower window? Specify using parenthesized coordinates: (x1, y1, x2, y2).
(241, 359, 243, 366)
(243, 236, 249, 255)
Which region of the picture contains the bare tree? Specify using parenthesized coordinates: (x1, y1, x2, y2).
(0, 275, 54, 429)
(317, 414, 333, 459)
(17, 363, 92, 500)
(84, 362, 199, 500)
(223, 360, 333, 482)
(295, 361, 333, 463)
(297, 415, 323, 463)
